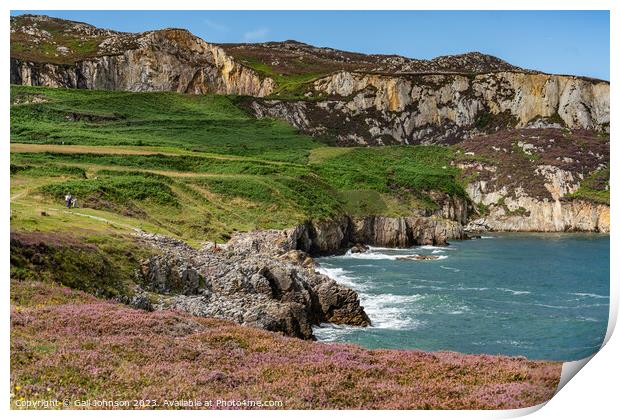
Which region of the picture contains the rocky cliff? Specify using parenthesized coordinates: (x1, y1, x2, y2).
(247, 71, 609, 145)
(11, 15, 274, 96)
(10, 14, 610, 233)
(227, 214, 466, 256)
(457, 128, 609, 233)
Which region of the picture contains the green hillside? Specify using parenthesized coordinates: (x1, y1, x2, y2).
(10, 85, 464, 243)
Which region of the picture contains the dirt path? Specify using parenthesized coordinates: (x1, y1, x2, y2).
(10, 143, 181, 156)
(49, 208, 143, 232)
(10, 143, 304, 167)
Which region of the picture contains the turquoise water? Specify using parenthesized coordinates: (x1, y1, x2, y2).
(314, 233, 610, 361)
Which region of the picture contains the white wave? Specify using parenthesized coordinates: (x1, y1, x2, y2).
(315, 266, 370, 291)
(415, 278, 446, 284)
(360, 293, 423, 329)
(408, 284, 446, 291)
(497, 287, 531, 295)
(367, 245, 404, 251)
(577, 316, 599, 322)
(495, 339, 526, 346)
(448, 309, 467, 315)
(570, 292, 609, 299)
(480, 236, 495, 239)
(340, 251, 426, 261)
(440, 265, 460, 272)
(342, 252, 401, 260)
(313, 323, 362, 341)
(419, 245, 453, 251)
(455, 286, 489, 291)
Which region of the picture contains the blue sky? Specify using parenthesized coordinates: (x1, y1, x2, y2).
(11, 10, 610, 80)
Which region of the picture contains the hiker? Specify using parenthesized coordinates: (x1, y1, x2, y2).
(64, 193, 72, 208)
(71, 197, 78, 208)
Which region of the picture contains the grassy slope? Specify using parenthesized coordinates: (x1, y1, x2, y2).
(10, 279, 561, 410)
(11, 85, 463, 243)
(568, 168, 610, 205)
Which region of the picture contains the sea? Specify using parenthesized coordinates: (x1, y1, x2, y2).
(314, 233, 610, 361)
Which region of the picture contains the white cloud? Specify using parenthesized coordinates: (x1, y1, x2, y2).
(204, 19, 229, 32)
(243, 27, 270, 42)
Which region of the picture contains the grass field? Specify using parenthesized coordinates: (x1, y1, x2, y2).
(11, 85, 465, 243)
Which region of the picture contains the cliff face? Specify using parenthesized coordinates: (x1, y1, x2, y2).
(248, 71, 609, 145)
(284, 215, 465, 255)
(465, 189, 609, 232)
(457, 129, 609, 233)
(11, 17, 274, 96)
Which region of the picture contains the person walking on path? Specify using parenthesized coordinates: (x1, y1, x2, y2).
(71, 197, 78, 208)
(64, 193, 72, 208)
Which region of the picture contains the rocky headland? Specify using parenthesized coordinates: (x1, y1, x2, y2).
(128, 211, 467, 340)
(132, 231, 369, 340)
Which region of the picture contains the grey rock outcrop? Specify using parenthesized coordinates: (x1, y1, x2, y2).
(135, 232, 369, 340)
(247, 71, 609, 145)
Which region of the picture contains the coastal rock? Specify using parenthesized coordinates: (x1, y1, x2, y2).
(457, 129, 609, 233)
(136, 232, 369, 340)
(227, 214, 465, 257)
(351, 216, 465, 249)
(138, 255, 204, 295)
(396, 255, 440, 261)
(349, 243, 370, 254)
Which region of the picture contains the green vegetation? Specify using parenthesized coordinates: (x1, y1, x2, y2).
(39, 174, 179, 207)
(568, 168, 610, 205)
(11, 85, 321, 163)
(10, 163, 86, 178)
(236, 56, 326, 99)
(474, 111, 493, 129)
(11, 86, 470, 243)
